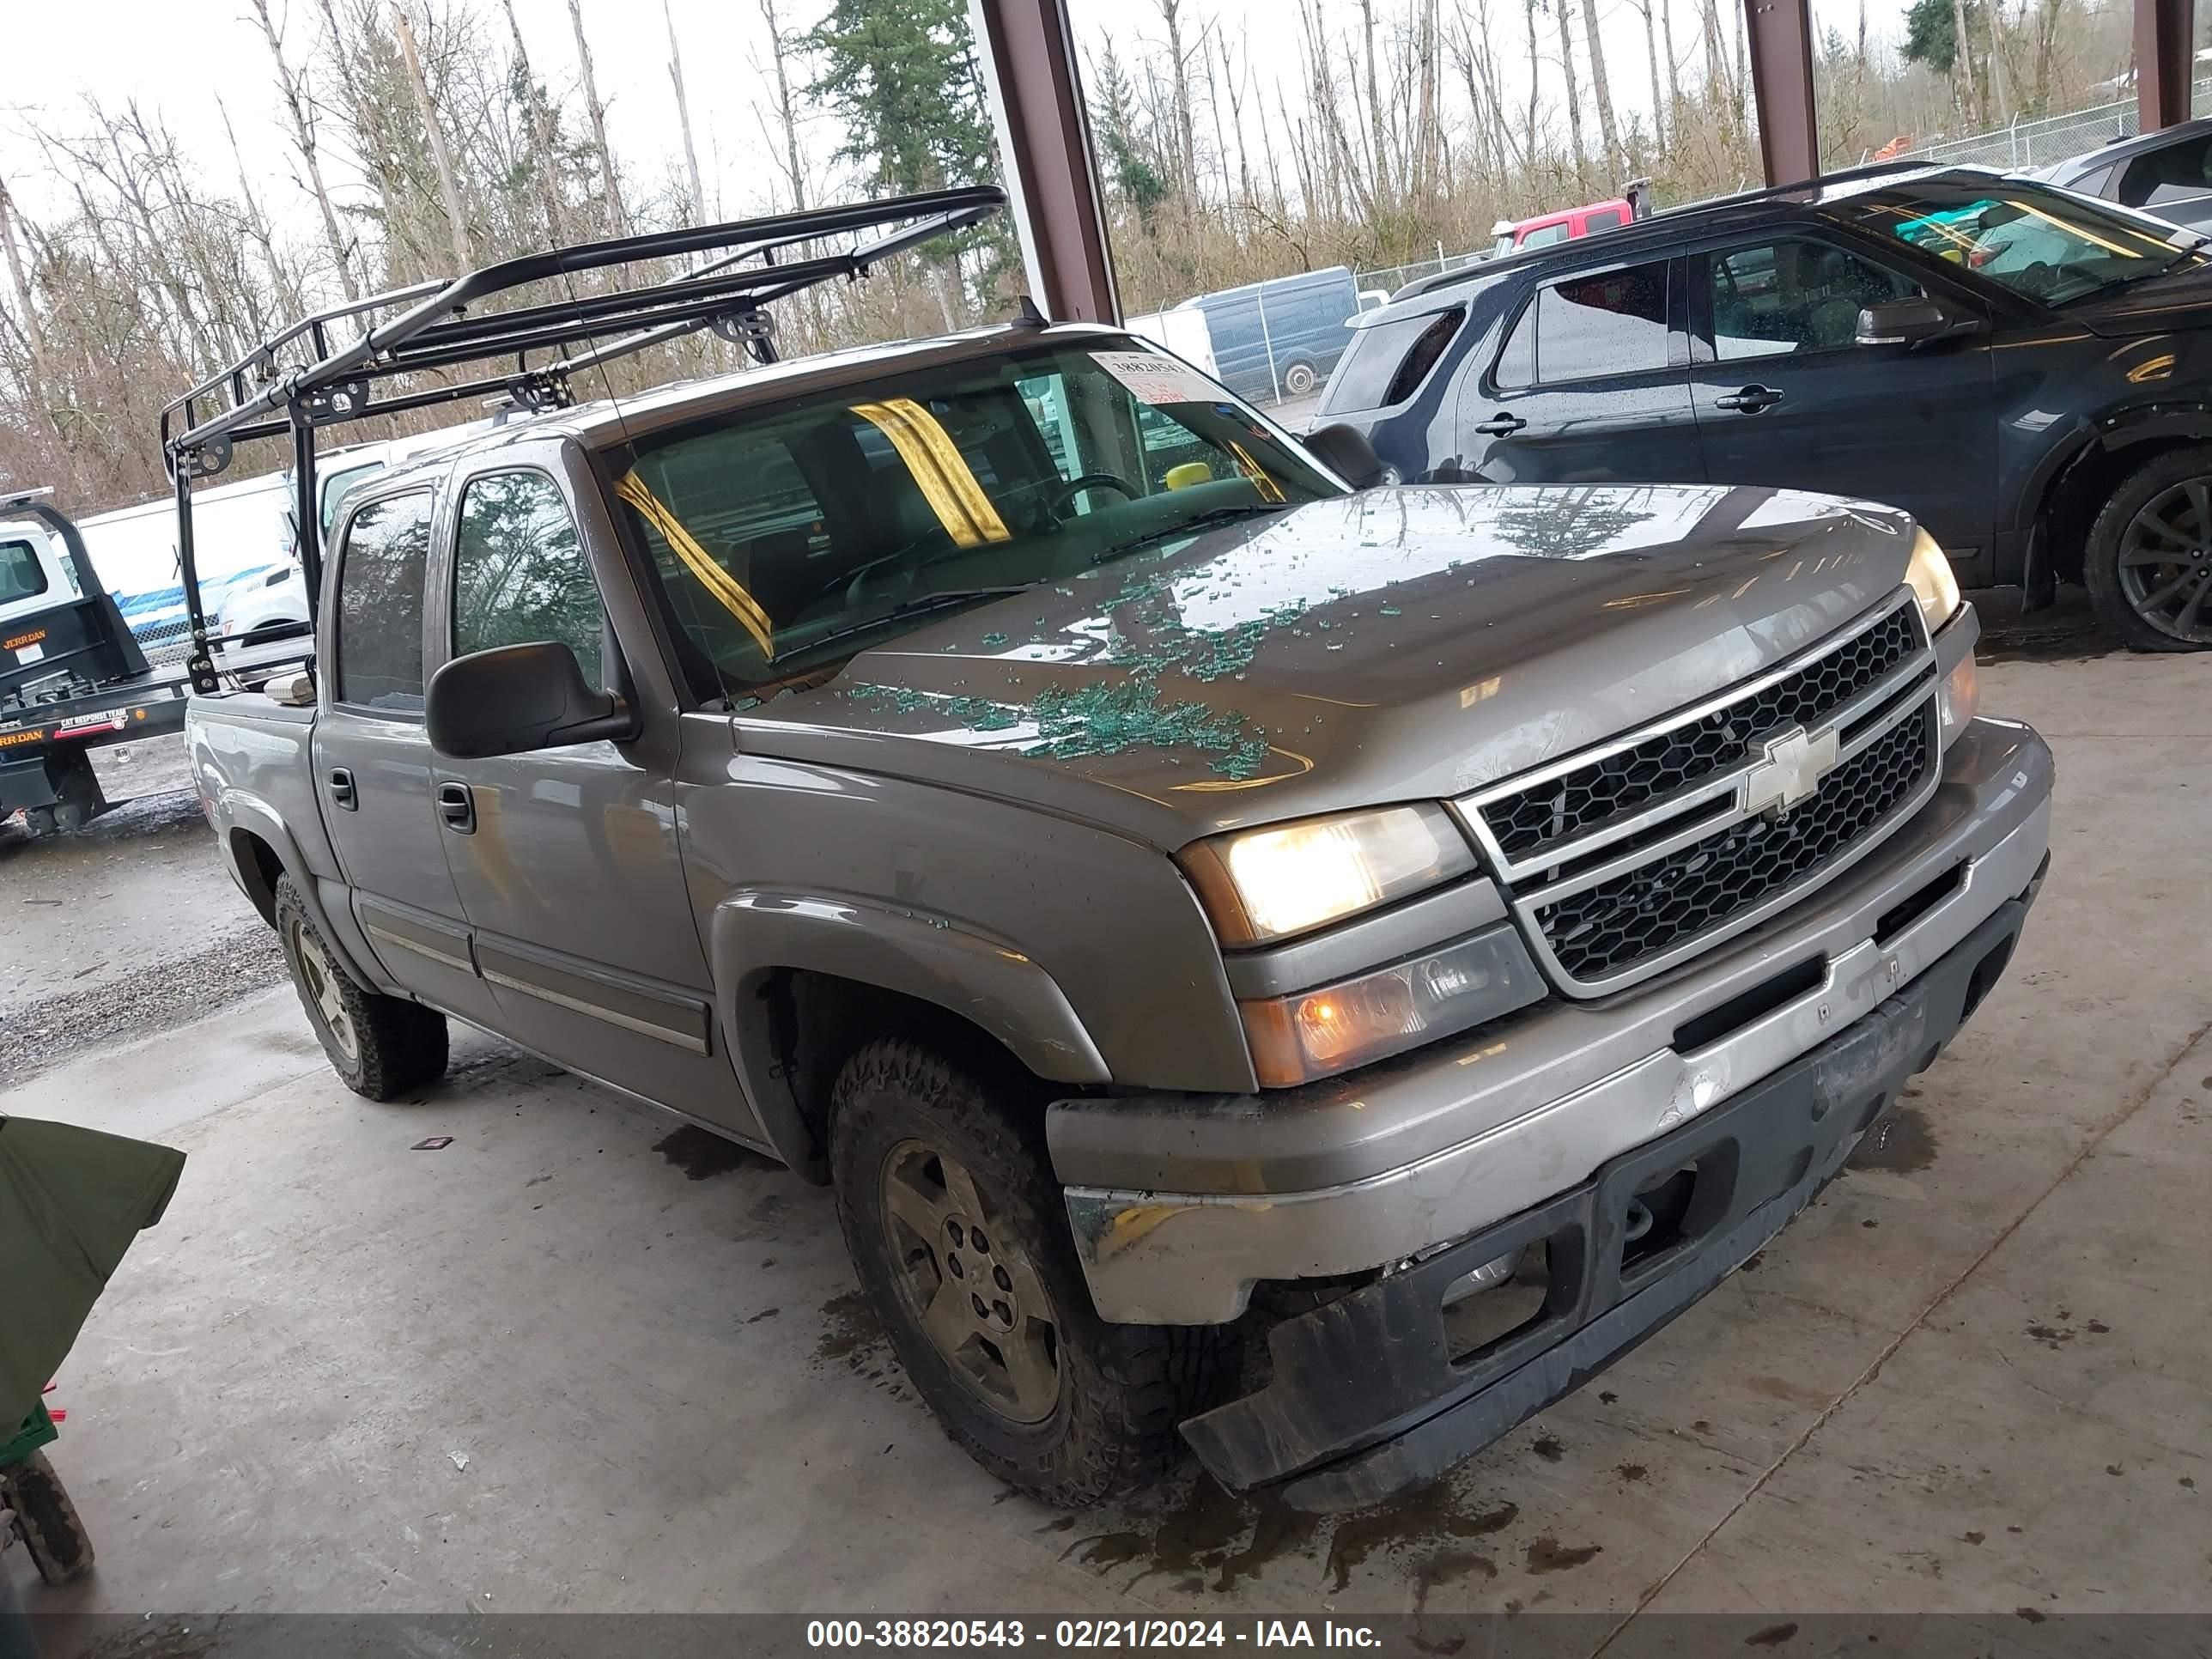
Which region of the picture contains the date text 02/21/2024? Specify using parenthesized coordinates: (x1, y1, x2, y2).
(805, 1620, 1382, 1649)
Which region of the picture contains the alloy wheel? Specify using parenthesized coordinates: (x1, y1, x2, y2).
(2118, 478, 2212, 645)
(878, 1138, 1061, 1424)
(289, 919, 359, 1061)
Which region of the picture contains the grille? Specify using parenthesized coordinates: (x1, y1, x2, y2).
(1481, 605, 1923, 864)
(1534, 703, 1936, 983)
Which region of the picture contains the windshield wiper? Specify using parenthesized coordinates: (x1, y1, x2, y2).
(1098, 503, 1292, 562)
(790, 586, 1034, 656)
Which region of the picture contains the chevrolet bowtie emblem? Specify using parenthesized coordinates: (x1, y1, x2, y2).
(1739, 724, 1839, 818)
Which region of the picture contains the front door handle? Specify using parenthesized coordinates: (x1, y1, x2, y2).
(1473, 411, 1528, 435)
(435, 781, 476, 835)
(1715, 384, 1785, 414)
(327, 768, 356, 811)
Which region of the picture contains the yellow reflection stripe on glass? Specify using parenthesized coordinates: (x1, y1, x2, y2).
(2002, 199, 2154, 263)
(850, 398, 1012, 547)
(614, 471, 777, 659)
(1224, 439, 1287, 504)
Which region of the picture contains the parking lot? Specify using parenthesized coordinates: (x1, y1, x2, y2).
(4, 592, 2207, 1638)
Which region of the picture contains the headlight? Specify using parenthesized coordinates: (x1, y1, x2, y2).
(1239, 928, 1544, 1085)
(1938, 650, 1979, 746)
(1905, 526, 1961, 635)
(1181, 804, 1476, 945)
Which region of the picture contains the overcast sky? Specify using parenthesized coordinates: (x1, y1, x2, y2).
(0, 0, 1895, 240)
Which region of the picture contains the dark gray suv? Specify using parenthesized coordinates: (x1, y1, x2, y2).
(1322, 162, 2212, 651)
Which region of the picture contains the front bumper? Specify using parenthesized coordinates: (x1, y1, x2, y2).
(1051, 717, 2053, 1327)
(1179, 878, 2043, 1512)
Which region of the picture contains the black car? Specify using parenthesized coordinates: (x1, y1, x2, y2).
(1317, 162, 2212, 650)
(2039, 115, 2212, 237)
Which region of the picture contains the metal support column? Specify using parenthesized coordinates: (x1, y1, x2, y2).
(969, 0, 1121, 324)
(1743, 0, 1820, 185)
(2136, 0, 2192, 133)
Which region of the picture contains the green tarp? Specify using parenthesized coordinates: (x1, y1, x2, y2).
(0, 1115, 185, 1431)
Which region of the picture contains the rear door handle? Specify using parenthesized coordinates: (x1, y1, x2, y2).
(436, 781, 476, 835)
(1715, 384, 1784, 413)
(1473, 411, 1528, 436)
(327, 768, 356, 811)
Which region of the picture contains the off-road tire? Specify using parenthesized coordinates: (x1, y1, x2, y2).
(4, 1450, 94, 1585)
(829, 1037, 1235, 1506)
(274, 874, 448, 1101)
(2083, 446, 2212, 652)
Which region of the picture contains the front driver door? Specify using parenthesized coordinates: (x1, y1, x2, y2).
(426, 463, 743, 1126)
(1460, 255, 1706, 485)
(1687, 234, 1998, 562)
(311, 488, 500, 1026)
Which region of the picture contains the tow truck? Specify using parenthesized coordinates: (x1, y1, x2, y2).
(0, 488, 309, 835)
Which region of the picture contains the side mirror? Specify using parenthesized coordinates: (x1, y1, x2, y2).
(1857, 296, 1982, 349)
(426, 641, 637, 758)
(1304, 421, 1389, 489)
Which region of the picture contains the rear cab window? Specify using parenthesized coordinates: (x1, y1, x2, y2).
(0, 538, 51, 605)
(1317, 306, 1467, 415)
(332, 490, 433, 714)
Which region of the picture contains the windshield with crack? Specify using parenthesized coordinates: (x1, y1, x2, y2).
(602, 341, 1342, 704)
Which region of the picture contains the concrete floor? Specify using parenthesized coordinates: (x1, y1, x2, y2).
(7, 599, 2210, 1632)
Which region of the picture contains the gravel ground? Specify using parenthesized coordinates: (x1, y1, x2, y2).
(1, 733, 288, 1089)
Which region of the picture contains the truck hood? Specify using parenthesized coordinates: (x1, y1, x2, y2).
(736, 485, 1917, 846)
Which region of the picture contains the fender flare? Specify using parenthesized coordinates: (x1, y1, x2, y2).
(2022, 400, 2212, 529)
(708, 890, 1111, 1172)
(215, 793, 378, 990)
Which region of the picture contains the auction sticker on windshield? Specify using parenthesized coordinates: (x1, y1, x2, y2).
(1091, 350, 1221, 404)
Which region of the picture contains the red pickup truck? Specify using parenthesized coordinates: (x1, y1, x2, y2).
(1491, 180, 1654, 257)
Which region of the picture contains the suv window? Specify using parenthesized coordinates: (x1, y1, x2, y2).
(1534, 261, 1671, 382)
(1317, 307, 1466, 414)
(453, 472, 609, 688)
(2118, 135, 2212, 208)
(1710, 240, 1917, 359)
(0, 538, 49, 604)
(334, 491, 432, 713)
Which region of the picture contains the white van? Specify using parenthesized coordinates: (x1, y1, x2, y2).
(77, 470, 303, 660)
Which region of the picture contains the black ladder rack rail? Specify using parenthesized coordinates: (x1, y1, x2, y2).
(157, 186, 1006, 694)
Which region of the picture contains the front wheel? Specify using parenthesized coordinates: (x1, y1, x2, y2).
(828, 1038, 1234, 1506)
(274, 875, 448, 1100)
(2083, 447, 2212, 651)
(3, 1451, 93, 1585)
(1280, 360, 1319, 397)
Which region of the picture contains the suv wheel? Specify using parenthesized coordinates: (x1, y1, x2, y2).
(828, 1037, 1234, 1505)
(2084, 447, 2212, 651)
(274, 875, 449, 1100)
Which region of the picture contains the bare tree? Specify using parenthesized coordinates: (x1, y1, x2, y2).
(757, 0, 808, 212)
(500, 0, 567, 244)
(249, 0, 360, 302)
(1154, 0, 1203, 200)
(392, 3, 473, 272)
(1554, 0, 1590, 184)
(1579, 0, 1623, 179)
(0, 173, 50, 423)
(1636, 0, 1666, 153)
(665, 0, 707, 224)
(568, 0, 629, 234)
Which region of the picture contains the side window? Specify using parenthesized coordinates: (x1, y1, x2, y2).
(1710, 240, 1918, 360)
(1521, 222, 1570, 250)
(334, 491, 432, 713)
(1318, 307, 1466, 414)
(1493, 297, 1535, 388)
(453, 472, 609, 688)
(1584, 208, 1627, 234)
(1534, 261, 1671, 382)
(2117, 136, 2212, 208)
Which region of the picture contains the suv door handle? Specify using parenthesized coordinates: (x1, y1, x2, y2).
(327, 768, 356, 811)
(435, 781, 476, 835)
(1715, 384, 1784, 413)
(1473, 411, 1528, 435)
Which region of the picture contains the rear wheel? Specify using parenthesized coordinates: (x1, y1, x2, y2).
(1280, 360, 1319, 397)
(2084, 447, 2212, 651)
(3, 1451, 94, 1585)
(828, 1037, 1233, 1505)
(275, 874, 448, 1100)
